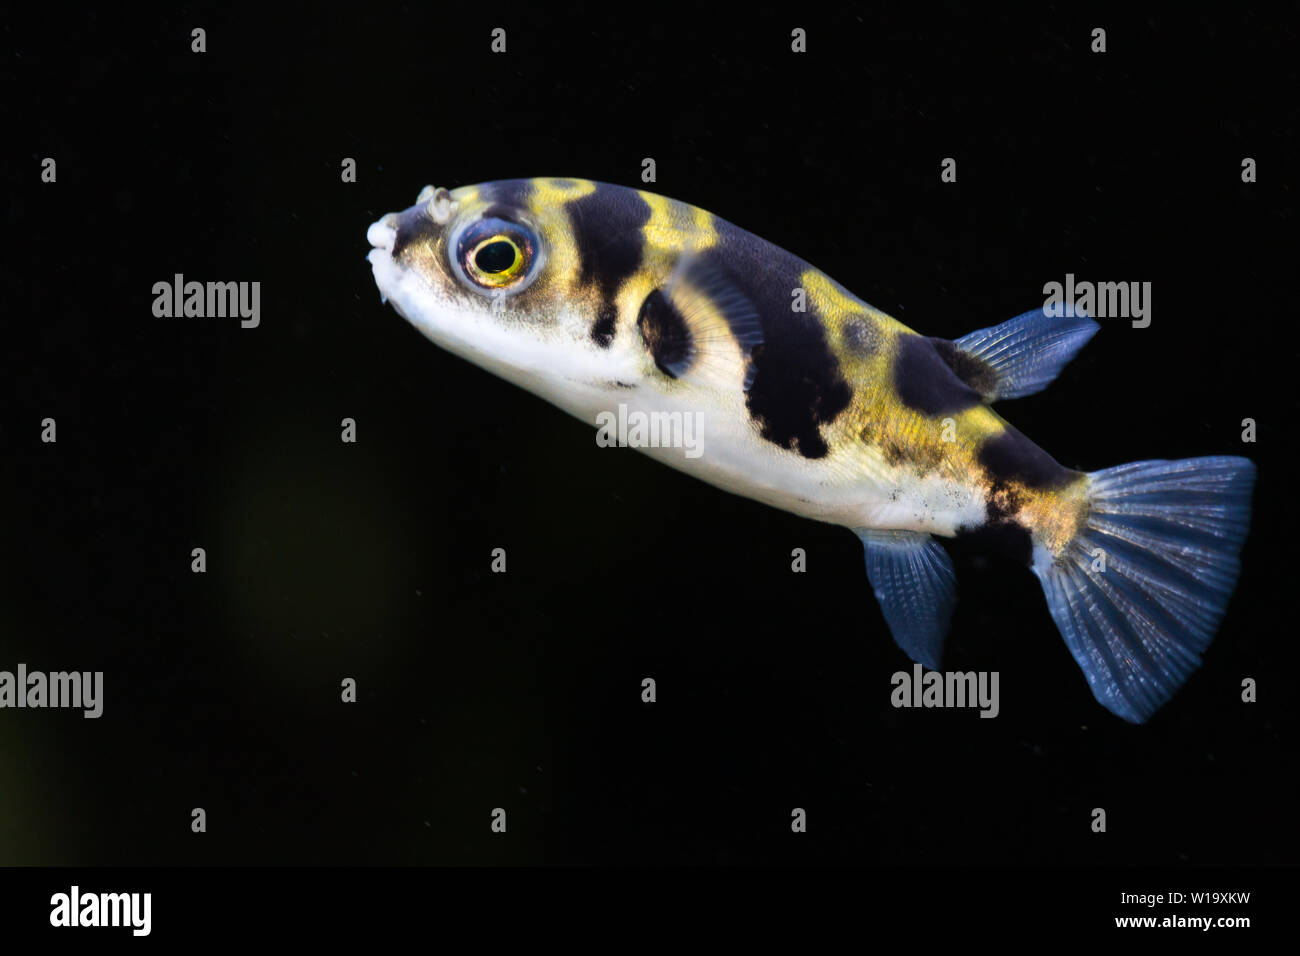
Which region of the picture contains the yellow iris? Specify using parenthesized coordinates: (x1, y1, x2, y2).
(467, 235, 525, 287)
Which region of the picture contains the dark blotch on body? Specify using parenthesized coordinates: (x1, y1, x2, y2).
(930, 337, 998, 398)
(482, 179, 534, 212)
(843, 317, 879, 355)
(566, 185, 652, 302)
(481, 204, 523, 223)
(747, 337, 851, 459)
(894, 334, 983, 415)
(591, 306, 617, 348)
(391, 203, 438, 261)
(637, 289, 694, 377)
(978, 427, 1077, 490)
(692, 237, 852, 460)
(984, 480, 1025, 523)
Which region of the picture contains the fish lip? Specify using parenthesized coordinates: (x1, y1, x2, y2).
(367, 246, 401, 310)
(366, 217, 401, 306)
(366, 215, 398, 253)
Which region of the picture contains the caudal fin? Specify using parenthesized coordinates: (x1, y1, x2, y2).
(1031, 456, 1256, 723)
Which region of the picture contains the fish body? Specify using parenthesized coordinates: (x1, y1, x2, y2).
(367, 178, 1255, 723)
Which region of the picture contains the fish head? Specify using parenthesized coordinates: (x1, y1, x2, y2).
(366, 179, 645, 410)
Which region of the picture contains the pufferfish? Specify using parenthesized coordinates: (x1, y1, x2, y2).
(366, 177, 1255, 724)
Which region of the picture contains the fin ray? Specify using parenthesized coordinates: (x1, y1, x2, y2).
(951, 305, 1099, 401)
(641, 254, 764, 390)
(1032, 456, 1255, 723)
(858, 529, 957, 670)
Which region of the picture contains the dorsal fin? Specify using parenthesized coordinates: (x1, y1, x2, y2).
(941, 306, 1099, 402)
(636, 255, 765, 390)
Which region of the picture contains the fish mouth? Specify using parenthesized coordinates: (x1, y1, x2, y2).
(366, 214, 401, 307)
(366, 213, 398, 257)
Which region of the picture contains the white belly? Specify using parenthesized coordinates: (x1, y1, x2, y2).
(547, 380, 988, 538)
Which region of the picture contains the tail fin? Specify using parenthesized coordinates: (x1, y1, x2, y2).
(1031, 456, 1256, 723)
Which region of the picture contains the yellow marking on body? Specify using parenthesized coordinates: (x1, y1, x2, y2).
(1021, 477, 1090, 556)
(802, 269, 907, 336)
(615, 270, 657, 342)
(801, 268, 1003, 480)
(633, 196, 719, 353)
(800, 268, 1092, 548)
(638, 191, 718, 255)
(514, 179, 599, 301)
(531, 177, 596, 207)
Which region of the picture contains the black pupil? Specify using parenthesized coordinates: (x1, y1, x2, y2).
(475, 240, 516, 274)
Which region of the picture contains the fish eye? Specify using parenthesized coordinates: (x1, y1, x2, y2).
(473, 238, 520, 276)
(453, 216, 540, 293)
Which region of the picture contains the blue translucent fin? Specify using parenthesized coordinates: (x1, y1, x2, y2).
(858, 529, 957, 670)
(1031, 456, 1256, 723)
(952, 305, 1099, 401)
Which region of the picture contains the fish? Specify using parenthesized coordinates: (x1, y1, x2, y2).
(366, 177, 1256, 723)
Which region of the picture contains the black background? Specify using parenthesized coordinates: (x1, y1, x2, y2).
(4, 5, 1296, 870)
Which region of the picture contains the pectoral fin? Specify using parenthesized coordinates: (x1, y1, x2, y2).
(637, 254, 764, 389)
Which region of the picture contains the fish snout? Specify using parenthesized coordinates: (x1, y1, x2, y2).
(370, 196, 453, 262)
(366, 213, 399, 253)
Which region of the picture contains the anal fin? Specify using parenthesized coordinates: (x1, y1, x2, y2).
(857, 529, 957, 670)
